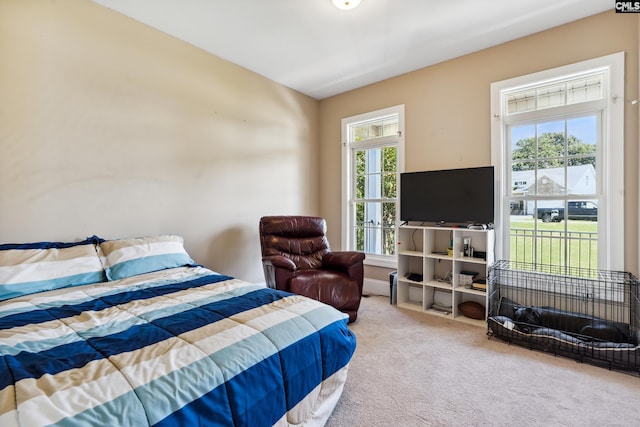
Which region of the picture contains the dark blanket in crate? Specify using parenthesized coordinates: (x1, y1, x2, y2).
(488, 297, 639, 370)
(496, 297, 631, 342)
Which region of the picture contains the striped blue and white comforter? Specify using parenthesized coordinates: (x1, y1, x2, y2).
(0, 266, 356, 426)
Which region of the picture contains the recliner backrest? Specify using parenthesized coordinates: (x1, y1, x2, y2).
(259, 216, 330, 270)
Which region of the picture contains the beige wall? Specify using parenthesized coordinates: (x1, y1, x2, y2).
(320, 11, 640, 279)
(0, 0, 320, 283)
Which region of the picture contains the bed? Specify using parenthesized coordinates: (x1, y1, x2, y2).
(0, 235, 356, 426)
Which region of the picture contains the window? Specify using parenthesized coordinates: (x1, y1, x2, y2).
(491, 53, 624, 272)
(341, 105, 405, 268)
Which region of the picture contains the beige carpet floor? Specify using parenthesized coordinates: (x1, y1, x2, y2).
(326, 295, 640, 427)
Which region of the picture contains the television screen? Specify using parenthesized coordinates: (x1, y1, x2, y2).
(400, 166, 494, 225)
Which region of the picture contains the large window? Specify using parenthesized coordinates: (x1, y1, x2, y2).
(491, 53, 624, 272)
(341, 105, 405, 268)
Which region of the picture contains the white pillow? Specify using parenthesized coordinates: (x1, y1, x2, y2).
(0, 237, 105, 302)
(99, 235, 195, 281)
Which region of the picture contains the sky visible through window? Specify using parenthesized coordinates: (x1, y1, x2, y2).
(510, 115, 596, 146)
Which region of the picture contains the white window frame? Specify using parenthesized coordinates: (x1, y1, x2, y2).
(341, 105, 405, 268)
(490, 52, 625, 271)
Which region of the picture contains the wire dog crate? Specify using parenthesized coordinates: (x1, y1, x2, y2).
(487, 260, 640, 374)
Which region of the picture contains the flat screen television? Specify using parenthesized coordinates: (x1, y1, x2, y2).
(400, 166, 495, 225)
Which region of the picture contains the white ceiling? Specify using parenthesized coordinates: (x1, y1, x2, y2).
(91, 0, 612, 100)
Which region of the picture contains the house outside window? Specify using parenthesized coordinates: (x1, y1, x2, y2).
(491, 53, 624, 273)
(341, 105, 405, 268)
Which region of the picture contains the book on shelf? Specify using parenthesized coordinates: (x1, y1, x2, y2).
(471, 282, 487, 291)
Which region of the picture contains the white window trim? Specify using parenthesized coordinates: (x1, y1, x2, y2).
(490, 52, 625, 271)
(341, 105, 405, 268)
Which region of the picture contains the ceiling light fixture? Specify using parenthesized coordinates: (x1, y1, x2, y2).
(332, 0, 361, 11)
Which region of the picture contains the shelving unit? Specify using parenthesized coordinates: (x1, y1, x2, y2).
(396, 224, 495, 326)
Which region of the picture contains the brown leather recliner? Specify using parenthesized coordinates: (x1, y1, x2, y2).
(259, 215, 365, 323)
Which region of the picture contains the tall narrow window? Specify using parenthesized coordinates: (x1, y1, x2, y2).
(491, 53, 624, 272)
(341, 105, 405, 268)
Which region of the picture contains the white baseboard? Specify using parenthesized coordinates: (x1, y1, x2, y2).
(363, 278, 390, 297)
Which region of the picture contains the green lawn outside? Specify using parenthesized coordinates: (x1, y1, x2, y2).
(509, 217, 598, 270)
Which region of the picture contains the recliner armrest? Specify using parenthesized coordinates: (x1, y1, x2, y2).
(323, 251, 365, 303)
(261, 255, 297, 291)
(262, 255, 297, 271)
(323, 251, 365, 269)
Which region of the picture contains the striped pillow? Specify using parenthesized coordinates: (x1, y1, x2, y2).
(99, 235, 195, 281)
(0, 236, 105, 302)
